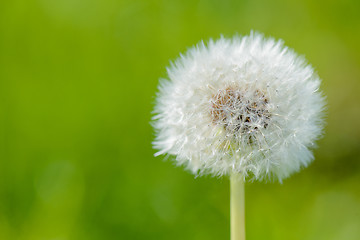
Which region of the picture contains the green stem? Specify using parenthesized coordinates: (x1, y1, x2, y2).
(230, 172, 245, 240)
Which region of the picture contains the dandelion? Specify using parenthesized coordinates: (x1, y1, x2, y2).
(152, 32, 326, 240)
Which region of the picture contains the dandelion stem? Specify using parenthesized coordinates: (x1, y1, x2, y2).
(230, 172, 245, 240)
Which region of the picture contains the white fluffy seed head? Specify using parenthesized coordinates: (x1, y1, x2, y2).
(152, 32, 326, 182)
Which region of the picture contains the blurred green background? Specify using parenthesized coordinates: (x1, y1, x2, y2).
(1, 0, 360, 239)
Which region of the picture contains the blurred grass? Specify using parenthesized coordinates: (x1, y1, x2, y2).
(0, 0, 360, 239)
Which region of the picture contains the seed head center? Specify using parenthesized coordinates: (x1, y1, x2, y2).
(210, 88, 270, 135)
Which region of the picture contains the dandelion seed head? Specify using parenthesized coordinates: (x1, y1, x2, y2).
(152, 32, 326, 182)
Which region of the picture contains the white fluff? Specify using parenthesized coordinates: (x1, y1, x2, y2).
(152, 32, 326, 182)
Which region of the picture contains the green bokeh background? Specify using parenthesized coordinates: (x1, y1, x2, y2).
(1, 0, 360, 239)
